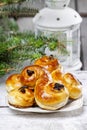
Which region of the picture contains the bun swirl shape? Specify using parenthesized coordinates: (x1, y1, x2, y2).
(63, 73, 82, 99)
(8, 86, 34, 108)
(21, 65, 49, 89)
(35, 78, 69, 110)
(6, 74, 23, 92)
(34, 55, 62, 73)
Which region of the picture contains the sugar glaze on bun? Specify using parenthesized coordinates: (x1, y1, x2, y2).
(34, 55, 62, 73)
(6, 74, 23, 92)
(8, 86, 35, 108)
(35, 78, 69, 110)
(63, 73, 82, 99)
(51, 69, 63, 83)
(21, 65, 48, 89)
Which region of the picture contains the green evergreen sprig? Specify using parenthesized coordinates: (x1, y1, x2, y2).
(0, 0, 26, 5)
(0, 0, 38, 18)
(0, 18, 69, 77)
(0, 32, 69, 77)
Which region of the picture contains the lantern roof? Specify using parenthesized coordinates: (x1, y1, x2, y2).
(33, 7, 82, 29)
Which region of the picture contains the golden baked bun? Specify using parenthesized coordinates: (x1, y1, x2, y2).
(51, 69, 63, 83)
(8, 86, 34, 108)
(34, 55, 62, 73)
(6, 74, 23, 92)
(63, 73, 82, 99)
(35, 78, 69, 110)
(21, 65, 49, 89)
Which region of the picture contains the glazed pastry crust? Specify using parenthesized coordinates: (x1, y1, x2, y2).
(6, 74, 23, 92)
(35, 78, 69, 110)
(34, 55, 61, 73)
(51, 69, 63, 83)
(8, 87, 34, 108)
(21, 65, 48, 89)
(63, 73, 82, 99)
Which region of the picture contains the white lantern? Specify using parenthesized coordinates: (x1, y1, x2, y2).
(33, 0, 82, 71)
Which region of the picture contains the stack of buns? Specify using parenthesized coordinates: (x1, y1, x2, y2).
(6, 55, 82, 110)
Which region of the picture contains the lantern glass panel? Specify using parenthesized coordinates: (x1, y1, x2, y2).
(35, 24, 81, 69)
(45, 0, 70, 9)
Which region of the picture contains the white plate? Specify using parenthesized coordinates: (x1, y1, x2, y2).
(8, 96, 83, 113)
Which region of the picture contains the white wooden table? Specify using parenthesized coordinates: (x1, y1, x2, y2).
(0, 71, 87, 130)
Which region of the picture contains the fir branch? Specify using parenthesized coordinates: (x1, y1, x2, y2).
(0, 0, 26, 5)
(0, 18, 70, 77)
(0, 0, 38, 18)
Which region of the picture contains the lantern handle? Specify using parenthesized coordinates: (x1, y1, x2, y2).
(33, 13, 41, 24)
